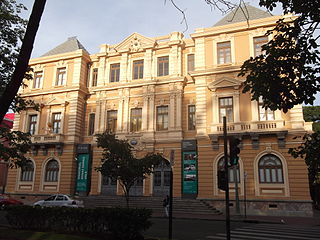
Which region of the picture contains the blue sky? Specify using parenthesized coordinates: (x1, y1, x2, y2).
(21, 0, 320, 105)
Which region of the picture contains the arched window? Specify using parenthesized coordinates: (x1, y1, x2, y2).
(45, 159, 59, 182)
(258, 154, 283, 183)
(20, 160, 34, 181)
(218, 157, 240, 183)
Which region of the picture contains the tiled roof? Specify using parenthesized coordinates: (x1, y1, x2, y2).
(213, 4, 272, 27)
(41, 37, 89, 57)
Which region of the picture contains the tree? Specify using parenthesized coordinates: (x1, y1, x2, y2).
(289, 132, 320, 208)
(303, 106, 320, 131)
(0, 0, 46, 122)
(96, 132, 165, 207)
(239, 0, 320, 112)
(0, 0, 41, 167)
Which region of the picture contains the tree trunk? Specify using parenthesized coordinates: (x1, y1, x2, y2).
(0, 0, 47, 122)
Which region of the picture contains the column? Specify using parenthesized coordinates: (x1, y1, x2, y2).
(144, 49, 153, 79)
(95, 100, 101, 133)
(120, 53, 128, 82)
(142, 95, 149, 131)
(169, 93, 175, 130)
(176, 91, 182, 130)
(233, 91, 240, 123)
(123, 97, 129, 132)
(148, 95, 155, 131)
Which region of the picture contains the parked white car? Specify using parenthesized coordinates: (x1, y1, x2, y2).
(33, 194, 84, 208)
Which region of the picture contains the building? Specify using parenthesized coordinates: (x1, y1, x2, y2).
(6, 6, 313, 215)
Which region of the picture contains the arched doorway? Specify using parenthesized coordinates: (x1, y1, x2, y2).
(153, 159, 171, 196)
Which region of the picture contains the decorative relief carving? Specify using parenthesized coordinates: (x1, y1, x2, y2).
(130, 37, 141, 52)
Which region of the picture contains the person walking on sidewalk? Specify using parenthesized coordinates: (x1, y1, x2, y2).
(163, 195, 170, 217)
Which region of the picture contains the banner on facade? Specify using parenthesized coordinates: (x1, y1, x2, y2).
(76, 153, 90, 192)
(181, 140, 198, 195)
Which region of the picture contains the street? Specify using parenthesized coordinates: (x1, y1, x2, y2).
(145, 218, 248, 240)
(145, 218, 320, 240)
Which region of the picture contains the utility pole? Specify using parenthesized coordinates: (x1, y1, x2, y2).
(223, 116, 230, 240)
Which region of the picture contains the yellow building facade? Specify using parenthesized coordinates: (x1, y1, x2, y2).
(7, 7, 313, 215)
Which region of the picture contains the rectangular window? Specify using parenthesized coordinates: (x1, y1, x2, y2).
(188, 105, 196, 130)
(33, 71, 43, 88)
(130, 108, 142, 132)
(107, 110, 117, 133)
(91, 68, 98, 87)
(133, 60, 144, 79)
(52, 112, 62, 134)
(28, 115, 37, 135)
(254, 36, 268, 57)
(258, 97, 274, 121)
(56, 67, 66, 86)
(88, 113, 95, 135)
(219, 97, 233, 123)
(157, 56, 169, 76)
(217, 41, 231, 64)
(156, 106, 168, 131)
(187, 54, 195, 72)
(110, 63, 120, 82)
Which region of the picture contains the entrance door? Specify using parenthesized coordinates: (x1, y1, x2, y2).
(101, 176, 117, 195)
(153, 160, 171, 196)
(130, 177, 143, 196)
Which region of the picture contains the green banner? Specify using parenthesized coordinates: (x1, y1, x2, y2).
(182, 151, 198, 194)
(76, 154, 90, 192)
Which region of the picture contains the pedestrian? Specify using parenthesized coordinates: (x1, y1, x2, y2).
(163, 195, 170, 217)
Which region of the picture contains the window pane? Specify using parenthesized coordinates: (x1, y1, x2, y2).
(20, 160, 34, 181)
(158, 56, 169, 76)
(154, 171, 161, 186)
(133, 60, 144, 79)
(107, 110, 117, 133)
(52, 113, 61, 134)
(164, 171, 171, 186)
(110, 63, 120, 82)
(259, 169, 265, 182)
(34, 71, 43, 88)
(254, 36, 268, 57)
(156, 106, 168, 131)
(217, 42, 231, 64)
(88, 113, 95, 135)
(130, 108, 142, 132)
(56, 68, 66, 86)
(219, 97, 233, 123)
(45, 160, 59, 182)
(28, 115, 37, 135)
(188, 105, 196, 130)
(187, 54, 195, 72)
(92, 68, 98, 86)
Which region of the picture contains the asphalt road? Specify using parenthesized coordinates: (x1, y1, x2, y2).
(144, 218, 249, 240)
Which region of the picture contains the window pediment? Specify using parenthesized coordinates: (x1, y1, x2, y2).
(114, 33, 156, 53)
(208, 77, 242, 92)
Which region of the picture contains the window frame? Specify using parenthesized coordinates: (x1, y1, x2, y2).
(20, 160, 34, 182)
(219, 97, 233, 123)
(91, 68, 98, 87)
(157, 56, 169, 77)
(217, 41, 231, 64)
(28, 114, 38, 135)
(52, 112, 62, 134)
(110, 63, 120, 82)
(258, 154, 284, 184)
(258, 98, 275, 121)
(44, 159, 59, 182)
(187, 54, 195, 72)
(130, 108, 142, 132)
(33, 71, 43, 89)
(88, 113, 95, 136)
(253, 36, 268, 57)
(187, 105, 196, 130)
(107, 110, 117, 133)
(156, 105, 169, 131)
(56, 67, 66, 86)
(133, 60, 144, 80)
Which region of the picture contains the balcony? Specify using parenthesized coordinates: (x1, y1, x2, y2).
(211, 120, 285, 134)
(31, 134, 64, 143)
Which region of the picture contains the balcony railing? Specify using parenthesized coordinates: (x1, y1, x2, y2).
(31, 134, 64, 143)
(211, 120, 285, 133)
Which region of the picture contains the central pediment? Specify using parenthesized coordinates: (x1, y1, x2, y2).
(114, 33, 156, 53)
(207, 77, 242, 91)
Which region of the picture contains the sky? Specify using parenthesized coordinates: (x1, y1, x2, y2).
(21, 0, 320, 105)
